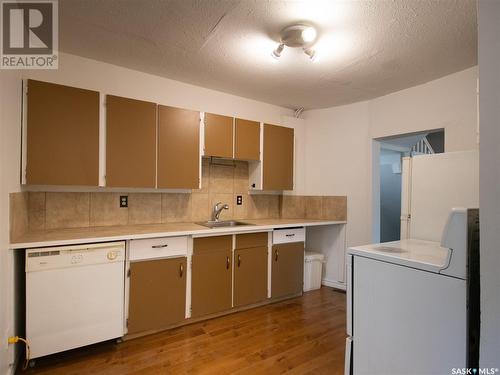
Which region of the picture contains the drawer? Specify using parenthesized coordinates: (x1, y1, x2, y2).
(129, 236, 188, 261)
(235, 232, 269, 249)
(193, 235, 232, 253)
(272, 227, 305, 244)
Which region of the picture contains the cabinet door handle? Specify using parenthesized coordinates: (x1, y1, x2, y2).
(226, 256, 230, 270)
(152, 244, 168, 249)
(275, 249, 279, 262)
(285, 233, 295, 237)
(237, 254, 241, 267)
(179, 263, 184, 278)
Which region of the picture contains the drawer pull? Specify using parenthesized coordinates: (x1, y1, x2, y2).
(226, 256, 230, 270)
(237, 254, 241, 267)
(151, 244, 169, 249)
(275, 249, 279, 262)
(285, 234, 295, 237)
(179, 263, 184, 278)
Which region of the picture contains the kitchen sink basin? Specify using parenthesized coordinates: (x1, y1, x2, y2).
(196, 220, 255, 228)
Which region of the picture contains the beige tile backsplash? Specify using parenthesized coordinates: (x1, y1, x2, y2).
(45, 192, 90, 229)
(281, 195, 347, 221)
(11, 160, 347, 235)
(90, 192, 128, 227)
(9, 192, 28, 241)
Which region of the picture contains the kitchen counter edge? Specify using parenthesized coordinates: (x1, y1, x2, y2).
(10, 220, 346, 249)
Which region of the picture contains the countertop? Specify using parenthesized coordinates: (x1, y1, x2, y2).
(10, 219, 346, 249)
(347, 239, 451, 274)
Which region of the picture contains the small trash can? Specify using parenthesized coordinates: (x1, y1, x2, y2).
(304, 251, 325, 292)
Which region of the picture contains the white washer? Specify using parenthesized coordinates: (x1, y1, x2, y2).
(345, 208, 480, 375)
(26, 241, 125, 359)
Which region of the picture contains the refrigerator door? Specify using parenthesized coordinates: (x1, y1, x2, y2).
(408, 150, 478, 241)
(353, 256, 466, 375)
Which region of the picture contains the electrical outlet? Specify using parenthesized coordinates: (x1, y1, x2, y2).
(236, 195, 242, 205)
(119, 195, 128, 208)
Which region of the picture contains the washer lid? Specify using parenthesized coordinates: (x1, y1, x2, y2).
(348, 239, 452, 276)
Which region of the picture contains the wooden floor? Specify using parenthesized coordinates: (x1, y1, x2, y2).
(22, 287, 346, 375)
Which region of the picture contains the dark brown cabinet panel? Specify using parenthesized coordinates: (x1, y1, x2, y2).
(191, 236, 232, 317)
(204, 113, 233, 158)
(234, 246, 268, 307)
(263, 124, 294, 190)
(106, 95, 156, 188)
(26, 80, 99, 186)
(234, 118, 260, 161)
(157, 105, 200, 189)
(128, 257, 187, 335)
(235, 232, 268, 250)
(271, 242, 304, 299)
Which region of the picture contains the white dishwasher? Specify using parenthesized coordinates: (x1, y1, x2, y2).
(26, 241, 125, 360)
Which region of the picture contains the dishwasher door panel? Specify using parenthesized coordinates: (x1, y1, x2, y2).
(26, 261, 125, 359)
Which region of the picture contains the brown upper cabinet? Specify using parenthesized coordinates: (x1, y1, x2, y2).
(263, 124, 294, 190)
(157, 105, 200, 189)
(25, 80, 100, 186)
(234, 118, 260, 161)
(106, 95, 157, 188)
(204, 113, 233, 158)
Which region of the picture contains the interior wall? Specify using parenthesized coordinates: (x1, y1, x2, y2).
(303, 66, 479, 247)
(369, 67, 479, 152)
(478, 0, 500, 367)
(0, 52, 295, 372)
(0, 73, 23, 374)
(302, 101, 372, 247)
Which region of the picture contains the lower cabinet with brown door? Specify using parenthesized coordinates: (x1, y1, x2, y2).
(127, 257, 187, 335)
(191, 235, 233, 318)
(234, 232, 269, 307)
(271, 228, 306, 299)
(126, 236, 189, 335)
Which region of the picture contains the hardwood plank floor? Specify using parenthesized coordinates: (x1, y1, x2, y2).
(21, 287, 346, 375)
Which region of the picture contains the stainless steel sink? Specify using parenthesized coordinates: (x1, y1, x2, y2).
(196, 220, 255, 228)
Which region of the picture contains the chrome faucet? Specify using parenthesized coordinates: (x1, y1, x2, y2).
(212, 202, 229, 222)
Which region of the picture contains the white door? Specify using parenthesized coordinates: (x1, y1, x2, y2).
(400, 156, 412, 239)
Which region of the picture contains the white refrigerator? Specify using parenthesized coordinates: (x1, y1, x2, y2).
(400, 150, 479, 241)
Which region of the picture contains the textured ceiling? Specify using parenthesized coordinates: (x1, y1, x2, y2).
(59, 0, 477, 109)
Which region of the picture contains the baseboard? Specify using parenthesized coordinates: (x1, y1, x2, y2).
(322, 278, 346, 291)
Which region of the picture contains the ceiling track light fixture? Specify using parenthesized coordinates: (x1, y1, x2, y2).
(272, 23, 318, 61)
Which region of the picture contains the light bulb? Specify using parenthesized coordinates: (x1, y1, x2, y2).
(302, 27, 317, 43)
(304, 48, 316, 61)
(272, 43, 285, 59)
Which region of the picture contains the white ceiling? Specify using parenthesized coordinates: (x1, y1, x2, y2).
(59, 0, 477, 110)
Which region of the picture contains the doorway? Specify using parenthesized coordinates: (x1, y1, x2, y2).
(372, 129, 444, 243)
